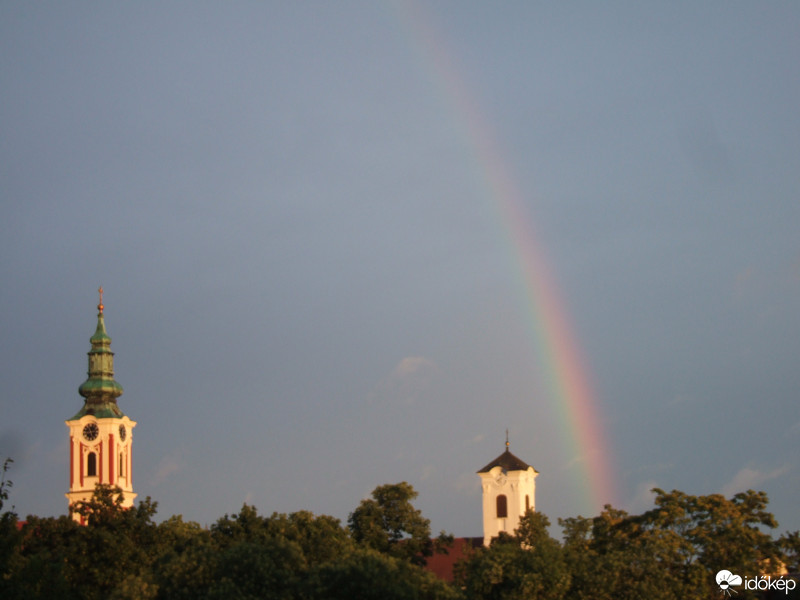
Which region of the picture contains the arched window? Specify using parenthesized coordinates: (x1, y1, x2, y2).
(496, 494, 508, 518)
(526, 495, 530, 511)
(87, 452, 97, 477)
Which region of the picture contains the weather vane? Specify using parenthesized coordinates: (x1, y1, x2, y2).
(98, 287, 104, 313)
(505, 429, 510, 449)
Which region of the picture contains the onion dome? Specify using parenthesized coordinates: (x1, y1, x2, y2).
(72, 288, 125, 419)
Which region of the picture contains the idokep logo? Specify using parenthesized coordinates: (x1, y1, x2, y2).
(716, 569, 797, 596)
(716, 570, 742, 596)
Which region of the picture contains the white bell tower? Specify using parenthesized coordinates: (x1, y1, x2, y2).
(477, 434, 537, 546)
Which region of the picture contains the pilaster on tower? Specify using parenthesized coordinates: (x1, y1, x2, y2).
(65, 289, 136, 521)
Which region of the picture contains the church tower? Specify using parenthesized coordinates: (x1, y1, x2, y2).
(477, 435, 538, 546)
(65, 289, 136, 520)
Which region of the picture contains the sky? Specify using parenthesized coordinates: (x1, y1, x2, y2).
(1, 1, 798, 539)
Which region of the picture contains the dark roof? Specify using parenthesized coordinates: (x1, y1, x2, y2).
(477, 449, 536, 474)
(424, 537, 483, 582)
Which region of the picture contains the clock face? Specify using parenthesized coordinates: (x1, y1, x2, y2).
(83, 423, 99, 441)
(119, 424, 127, 441)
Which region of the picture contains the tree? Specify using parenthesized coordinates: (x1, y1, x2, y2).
(5, 514, 82, 599)
(778, 530, 800, 574)
(263, 510, 353, 567)
(210, 503, 272, 549)
(0, 458, 20, 599)
(348, 482, 450, 565)
(205, 538, 306, 600)
(457, 510, 570, 600)
(7, 485, 161, 600)
(0, 458, 13, 514)
(559, 489, 786, 600)
(558, 515, 599, 600)
(564, 504, 697, 600)
(309, 548, 461, 600)
(211, 504, 355, 567)
(3, 479, 791, 599)
(151, 516, 214, 600)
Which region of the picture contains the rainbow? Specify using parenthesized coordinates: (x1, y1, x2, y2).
(393, 1, 619, 513)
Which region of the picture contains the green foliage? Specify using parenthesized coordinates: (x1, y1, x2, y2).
(310, 548, 461, 600)
(151, 516, 214, 600)
(640, 488, 779, 572)
(561, 489, 788, 600)
(348, 481, 448, 565)
(205, 538, 305, 600)
(266, 509, 353, 566)
(561, 504, 701, 600)
(779, 530, 800, 574)
(9, 515, 82, 599)
(0, 458, 13, 513)
(0, 457, 20, 598)
(457, 510, 569, 600)
(3, 485, 161, 600)
(211, 504, 353, 566)
(1, 480, 795, 599)
(180, 505, 353, 599)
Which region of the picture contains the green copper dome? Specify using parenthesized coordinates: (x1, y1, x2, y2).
(89, 313, 112, 345)
(71, 291, 126, 420)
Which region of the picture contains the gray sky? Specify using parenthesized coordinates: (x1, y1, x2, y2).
(1, 1, 798, 538)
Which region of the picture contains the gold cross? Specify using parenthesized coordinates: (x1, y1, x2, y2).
(98, 287, 104, 313)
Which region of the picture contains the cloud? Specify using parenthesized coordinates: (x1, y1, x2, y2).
(392, 356, 437, 378)
(151, 452, 184, 487)
(721, 464, 790, 497)
(369, 356, 439, 405)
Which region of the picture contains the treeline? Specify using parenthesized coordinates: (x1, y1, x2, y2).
(0, 463, 798, 599)
(460, 489, 799, 599)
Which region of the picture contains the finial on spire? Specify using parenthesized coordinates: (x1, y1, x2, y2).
(98, 287, 104, 314)
(505, 429, 510, 450)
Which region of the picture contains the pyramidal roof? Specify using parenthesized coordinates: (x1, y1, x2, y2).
(477, 448, 537, 474)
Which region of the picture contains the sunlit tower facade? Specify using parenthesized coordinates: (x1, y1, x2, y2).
(477, 435, 538, 546)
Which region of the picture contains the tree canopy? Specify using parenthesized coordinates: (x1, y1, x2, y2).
(348, 481, 452, 565)
(0, 465, 796, 599)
